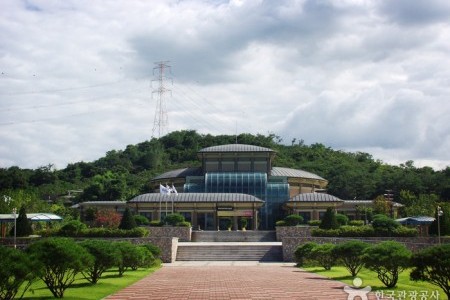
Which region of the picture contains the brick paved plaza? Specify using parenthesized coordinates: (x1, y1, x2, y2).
(106, 262, 379, 300)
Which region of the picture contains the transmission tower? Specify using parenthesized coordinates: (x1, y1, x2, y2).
(152, 61, 172, 138)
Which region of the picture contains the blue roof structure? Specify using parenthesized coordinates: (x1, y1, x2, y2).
(396, 216, 435, 225)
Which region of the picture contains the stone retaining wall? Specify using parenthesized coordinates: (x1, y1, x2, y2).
(282, 236, 442, 262)
(144, 226, 192, 242)
(276, 226, 314, 241)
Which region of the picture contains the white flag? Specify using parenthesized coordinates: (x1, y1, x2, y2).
(160, 184, 169, 195)
(171, 184, 178, 195)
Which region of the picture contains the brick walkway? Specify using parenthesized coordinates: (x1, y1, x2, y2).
(106, 263, 379, 300)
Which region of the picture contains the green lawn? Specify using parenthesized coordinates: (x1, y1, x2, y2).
(303, 266, 445, 299)
(20, 266, 160, 300)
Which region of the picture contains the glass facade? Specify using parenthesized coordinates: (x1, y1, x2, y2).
(184, 172, 289, 229)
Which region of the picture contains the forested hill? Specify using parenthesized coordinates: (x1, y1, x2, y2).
(1, 130, 449, 205)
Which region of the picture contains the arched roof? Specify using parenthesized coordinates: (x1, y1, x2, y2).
(129, 193, 264, 203)
(198, 144, 275, 153)
(271, 167, 326, 181)
(152, 167, 202, 181)
(289, 193, 343, 202)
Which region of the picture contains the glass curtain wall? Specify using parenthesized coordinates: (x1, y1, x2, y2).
(205, 172, 267, 200)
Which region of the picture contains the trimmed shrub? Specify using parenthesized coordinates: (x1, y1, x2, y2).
(79, 240, 121, 284)
(338, 225, 375, 237)
(27, 238, 94, 298)
(134, 215, 150, 226)
(136, 246, 155, 269)
(284, 214, 304, 226)
(310, 243, 336, 270)
(119, 207, 137, 230)
(311, 228, 340, 237)
(114, 242, 142, 276)
(348, 220, 365, 226)
(308, 220, 321, 226)
(392, 226, 418, 237)
(363, 241, 411, 288)
(372, 215, 400, 236)
(294, 242, 317, 267)
(141, 243, 162, 258)
(164, 213, 185, 226)
(275, 220, 286, 226)
(240, 218, 248, 230)
(319, 207, 340, 230)
(0, 246, 37, 300)
(149, 220, 163, 227)
(410, 244, 450, 299)
(335, 214, 349, 226)
(177, 221, 191, 227)
(58, 220, 87, 236)
(333, 240, 369, 276)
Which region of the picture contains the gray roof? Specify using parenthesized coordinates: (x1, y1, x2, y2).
(0, 213, 63, 222)
(129, 193, 264, 203)
(152, 167, 202, 181)
(198, 144, 275, 153)
(396, 216, 435, 225)
(271, 167, 326, 181)
(72, 201, 127, 209)
(290, 193, 343, 202)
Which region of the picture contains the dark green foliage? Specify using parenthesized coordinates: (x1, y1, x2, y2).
(134, 214, 150, 226)
(119, 207, 137, 230)
(308, 220, 321, 226)
(335, 214, 349, 226)
(163, 213, 185, 226)
(79, 240, 121, 284)
(149, 220, 163, 227)
(0, 246, 37, 300)
(363, 241, 411, 288)
(309, 243, 336, 270)
(348, 220, 364, 226)
(134, 246, 155, 269)
(114, 242, 142, 276)
(311, 225, 416, 237)
(333, 241, 369, 276)
(27, 238, 94, 298)
(371, 214, 400, 236)
(294, 242, 317, 267)
(177, 221, 192, 227)
(14, 205, 32, 237)
(275, 220, 286, 226)
(240, 218, 248, 229)
(58, 219, 87, 236)
(319, 208, 339, 230)
(140, 243, 162, 258)
(284, 214, 304, 226)
(410, 244, 450, 299)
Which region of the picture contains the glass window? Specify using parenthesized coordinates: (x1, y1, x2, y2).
(298, 211, 311, 223)
(237, 161, 251, 171)
(179, 211, 192, 223)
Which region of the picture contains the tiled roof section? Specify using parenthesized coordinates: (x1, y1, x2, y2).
(198, 144, 275, 153)
(152, 167, 202, 181)
(271, 167, 326, 181)
(290, 193, 343, 202)
(129, 193, 264, 203)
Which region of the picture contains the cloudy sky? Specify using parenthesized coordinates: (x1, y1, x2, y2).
(1, 0, 449, 170)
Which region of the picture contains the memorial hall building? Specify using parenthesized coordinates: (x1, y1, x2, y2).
(127, 144, 369, 230)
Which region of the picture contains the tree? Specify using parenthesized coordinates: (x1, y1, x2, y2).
(164, 213, 185, 226)
(363, 241, 411, 288)
(284, 214, 303, 226)
(373, 195, 391, 215)
(94, 209, 121, 228)
(319, 207, 339, 230)
(335, 213, 349, 226)
(333, 241, 369, 276)
(0, 246, 37, 300)
(294, 242, 317, 267)
(371, 214, 400, 236)
(410, 244, 450, 299)
(79, 240, 121, 284)
(14, 205, 32, 237)
(27, 238, 94, 298)
(114, 242, 142, 276)
(134, 214, 150, 226)
(310, 243, 336, 270)
(119, 207, 137, 230)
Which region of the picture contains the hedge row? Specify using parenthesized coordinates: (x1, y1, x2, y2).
(311, 225, 418, 237)
(39, 227, 149, 238)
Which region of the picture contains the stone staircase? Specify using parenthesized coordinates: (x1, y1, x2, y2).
(192, 230, 277, 242)
(176, 231, 282, 262)
(176, 243, 283, 261)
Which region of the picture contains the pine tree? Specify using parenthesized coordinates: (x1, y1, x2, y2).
(118, 207, 137, 230)
(319, 207, 340, 230)
(14, 205, 33, 237)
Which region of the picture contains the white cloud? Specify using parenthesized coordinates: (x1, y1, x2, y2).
(0, 0, 449, 170)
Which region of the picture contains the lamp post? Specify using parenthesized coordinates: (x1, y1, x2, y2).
(437, 206, 444, 245)
(12, 207, 17, 249)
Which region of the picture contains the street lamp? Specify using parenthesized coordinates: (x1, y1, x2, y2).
(12, 207, 17, 249)
(437, 206, 444, 245)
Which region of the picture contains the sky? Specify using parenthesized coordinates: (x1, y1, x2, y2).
(1, 0, 449, 171)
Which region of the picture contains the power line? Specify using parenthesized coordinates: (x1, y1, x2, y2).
(151, 61, 172, 138)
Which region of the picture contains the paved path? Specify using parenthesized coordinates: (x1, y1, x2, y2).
(106, 262, 377, 300)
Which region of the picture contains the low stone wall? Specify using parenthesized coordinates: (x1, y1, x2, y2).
(282, 236, 442, 262)
(145, 226, 192, 242)
(275, 226, 313, 241)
